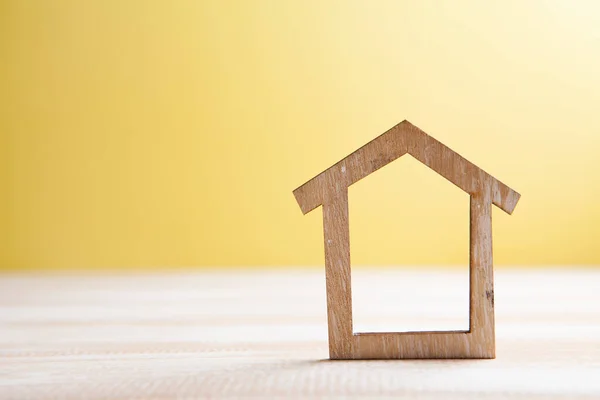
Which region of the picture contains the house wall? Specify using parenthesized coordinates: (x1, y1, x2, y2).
(2, 1, 600, 270)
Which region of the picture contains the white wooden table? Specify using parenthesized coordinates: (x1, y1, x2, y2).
(1, 268, 599, 399)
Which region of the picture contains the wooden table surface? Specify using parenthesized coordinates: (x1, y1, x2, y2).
(1, 268, 599, 399)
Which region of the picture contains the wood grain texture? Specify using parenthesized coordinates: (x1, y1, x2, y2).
(322, 187, 353, 359)
(0, 269, 599, 399)
(293, 120, 519, 359)
(469, 190, 495, 357)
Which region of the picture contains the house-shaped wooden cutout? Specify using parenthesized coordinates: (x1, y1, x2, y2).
(293, 120, 520, 359)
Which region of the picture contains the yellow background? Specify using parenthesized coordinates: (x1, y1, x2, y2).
(2, 0, 600, 270)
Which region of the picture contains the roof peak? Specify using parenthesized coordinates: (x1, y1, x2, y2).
(293, 120, 520, 215)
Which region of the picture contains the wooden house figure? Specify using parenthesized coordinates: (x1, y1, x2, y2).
(293, 120, 520, 359)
